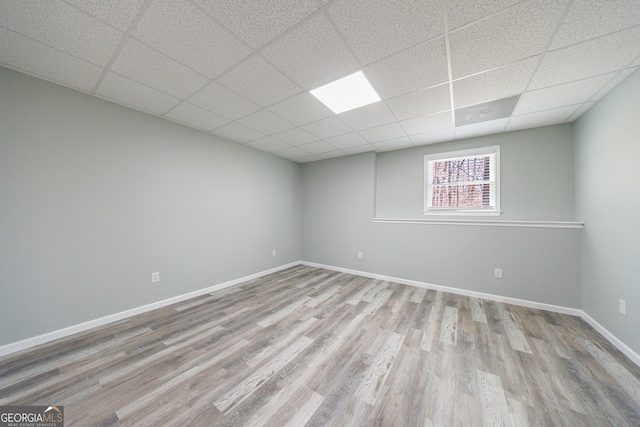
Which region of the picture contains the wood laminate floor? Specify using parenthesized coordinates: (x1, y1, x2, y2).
(1, 266, 640, 426)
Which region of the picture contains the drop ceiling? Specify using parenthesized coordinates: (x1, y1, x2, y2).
(1, 0, 639, 163)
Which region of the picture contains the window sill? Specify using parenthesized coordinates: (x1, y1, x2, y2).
(373, 217, 584, 229)
(423, 210, 503, 217)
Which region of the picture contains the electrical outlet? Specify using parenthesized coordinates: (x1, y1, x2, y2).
(357, 251, 363, 259)
(272, 249, 277, 256)
(494, 268, 503, 279)
(151, 272, 160, 283)
(619, 299, 626, 315)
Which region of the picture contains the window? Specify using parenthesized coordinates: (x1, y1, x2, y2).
(424, 146, 500, 215)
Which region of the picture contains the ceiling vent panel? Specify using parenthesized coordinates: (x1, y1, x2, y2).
(454, 95, 520, 127)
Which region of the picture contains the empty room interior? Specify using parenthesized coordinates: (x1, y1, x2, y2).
(1, 0, 640, 425)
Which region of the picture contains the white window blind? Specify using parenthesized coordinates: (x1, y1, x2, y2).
(424, 146, 500, 215)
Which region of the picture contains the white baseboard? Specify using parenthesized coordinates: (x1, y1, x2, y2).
(581, 312, 640, 367)
(0, 262, 299, 358)
(300, 261, 582, 316)
(301, 261, 640, 368)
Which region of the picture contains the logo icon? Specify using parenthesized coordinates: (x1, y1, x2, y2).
(0, 405, 64, 426)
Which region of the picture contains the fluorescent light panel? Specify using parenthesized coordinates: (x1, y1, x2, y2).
(310, 71, 381, 114)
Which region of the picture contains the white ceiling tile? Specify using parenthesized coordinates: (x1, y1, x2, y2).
(111, 39, 209, 98)
(324, 133, 368, 149)
(295, 154, 324, 162)
(567, 101, 597, 121)
(387, 84, 451, 121)
(342, 144, 378, 155)
(374, 137, 413, 152)
(247, 136, 291, 153)
(454, 118, 510, 140)
(530, 26, 640, 89)
(358, 123, 406, 143)
(453, 56, 540, 108)
(268, 92, 333, 126)
(0, 0, 124, 66)
(400, 111, 453, 135)
(96, 72, 180, 115)
(590, 67, 639, 101)
(317, 151, 347, 159)
(551, 0, 640, 49)
(410, 128, 456, 146)
(217, 55, 302, 107)
(0, 27, 102, 92)
(261, 13, 358, 90)
(2, 0, 638, 162)
(298, 141, 337, 154)
(447, 0, 521, 30)
(192, 0, 318, 49)
(449, 0, 568, 78)
(64, 0, 145, 31)
(507, 105, 581, 130)
(188, 82, 261, 120)
(236, 109, 294, 134)
(273, 146, 312, 159)
(272, 128, 318, 145)
(516, 73, 616, 115)
(133, 0, 250, 78)
(328, 0, 444, 64)
(339, 102, 396, 131)
(212, 122, 265, 142)
(165, 102, 230, 131)
(364, 37, 448, 99)
(302, 116, 353, 139)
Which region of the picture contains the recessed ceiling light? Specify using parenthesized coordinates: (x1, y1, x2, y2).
(309, 71, 381, 114)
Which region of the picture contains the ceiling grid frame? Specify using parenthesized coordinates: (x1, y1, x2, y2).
(1, 0, 638, 161)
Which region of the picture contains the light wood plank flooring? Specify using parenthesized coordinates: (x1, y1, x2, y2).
(1, 265, 640, 426)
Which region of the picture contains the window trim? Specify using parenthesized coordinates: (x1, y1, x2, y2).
(423, 146, 501, 216)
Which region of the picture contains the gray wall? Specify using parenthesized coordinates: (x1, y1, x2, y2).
(376, 125, 575, 220)
(302, 129, 582, 308)
(0, 67, 301, 346)
(575, 68, 640, 354)
(6, 59, 638, 357)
